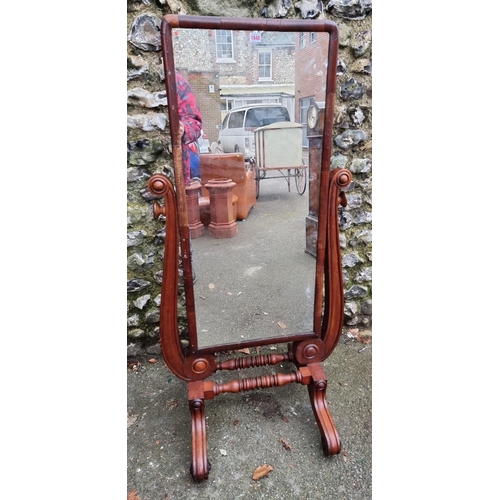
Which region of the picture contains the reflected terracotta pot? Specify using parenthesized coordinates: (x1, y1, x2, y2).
(185, 180, 205, 238)
(204, 178, 238, 238)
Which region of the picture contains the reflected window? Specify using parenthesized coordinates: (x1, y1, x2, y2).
(300, 32, 306, 49)
(245, 109, 260, 128)
(258, 50, 272, 81)
(216, 30, 234, 61)
(310, 32, 317, 44)
(228, 110, 244, 129)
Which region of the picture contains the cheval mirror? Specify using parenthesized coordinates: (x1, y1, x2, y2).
(147, 14, 352, 482)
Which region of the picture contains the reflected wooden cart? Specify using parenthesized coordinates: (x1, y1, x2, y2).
(148, 14, 352, 482)
(252, 121, 308, 197)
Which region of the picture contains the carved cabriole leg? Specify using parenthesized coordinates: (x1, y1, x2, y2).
(290, 344, 340, 453)
(188, 381, 211, 482)
(306, 363, 341, 455)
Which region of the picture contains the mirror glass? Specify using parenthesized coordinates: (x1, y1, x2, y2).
(171, 26, 329, 348)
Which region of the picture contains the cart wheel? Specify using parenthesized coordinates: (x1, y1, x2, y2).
(295, 168, 307, 195)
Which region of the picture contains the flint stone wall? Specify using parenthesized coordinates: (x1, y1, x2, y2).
(127, 0, 372, 353)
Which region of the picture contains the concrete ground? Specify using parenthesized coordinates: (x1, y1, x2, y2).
(127, 175, 372, 499)
(127, 335, 371, 500)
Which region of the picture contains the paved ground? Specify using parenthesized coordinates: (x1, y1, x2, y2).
(127, 175, 372, 499)
(127, 333, 371, 500)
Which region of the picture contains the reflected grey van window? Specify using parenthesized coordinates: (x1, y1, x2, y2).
(228, 110, 245, 129)
(246, 107, 290, 127)
(245, 109, 260, 128)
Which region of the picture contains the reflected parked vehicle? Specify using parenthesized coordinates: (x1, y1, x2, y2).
(216, 104, 291, 159)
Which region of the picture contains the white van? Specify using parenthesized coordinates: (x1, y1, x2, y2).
(216, 104, 291, 159)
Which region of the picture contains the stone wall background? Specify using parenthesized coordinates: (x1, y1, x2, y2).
(127, 0, 372, 355)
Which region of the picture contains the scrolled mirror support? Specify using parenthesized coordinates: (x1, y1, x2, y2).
(321, 167, 353, 358)
(147, 174, 191, 380)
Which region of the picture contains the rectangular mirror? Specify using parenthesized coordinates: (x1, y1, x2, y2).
(159, 15, 345, 356)
(171, 27, 328, 348)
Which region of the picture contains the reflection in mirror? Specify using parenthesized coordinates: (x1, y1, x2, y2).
(172, 28, 329, 348)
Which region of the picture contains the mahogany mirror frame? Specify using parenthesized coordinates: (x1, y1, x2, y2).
(147, 14, 352, 482)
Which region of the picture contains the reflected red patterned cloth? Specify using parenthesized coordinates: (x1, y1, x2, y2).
(176, 71, 202, 185)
